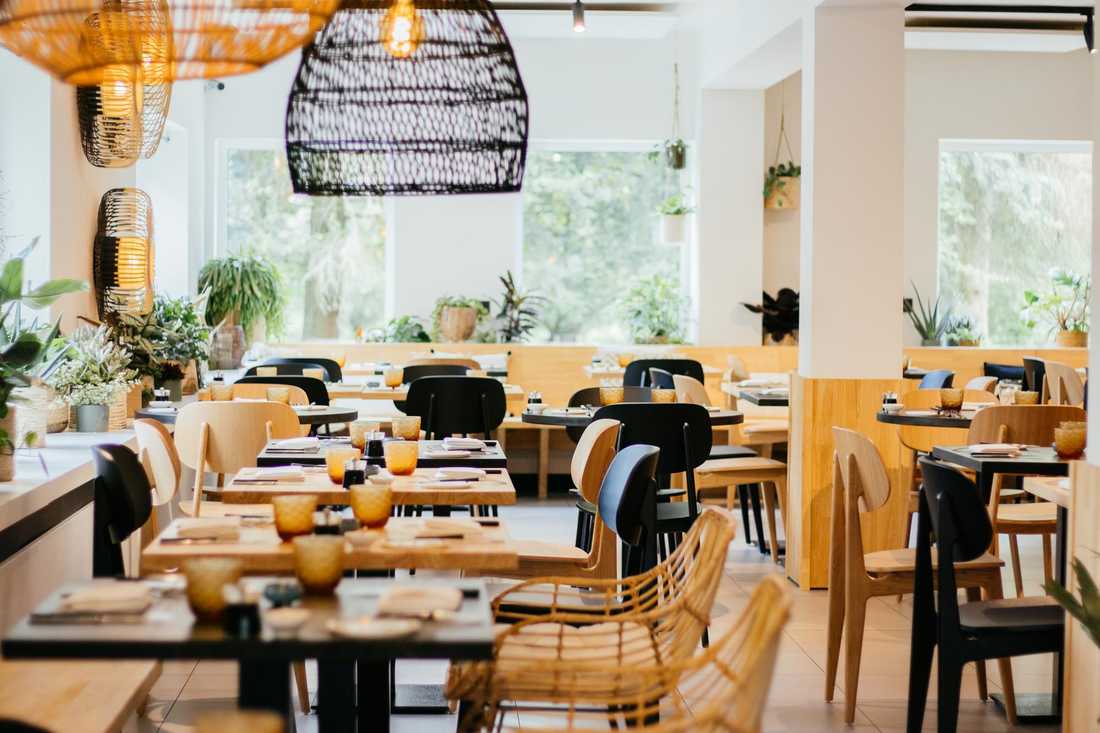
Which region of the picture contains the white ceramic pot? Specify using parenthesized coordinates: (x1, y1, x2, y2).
(661, 214, 687, 243)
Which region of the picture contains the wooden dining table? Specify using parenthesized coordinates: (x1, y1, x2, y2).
(256, 438, 509, 469)
(521, 406, 743, 428)
(212, 466, 517, 508)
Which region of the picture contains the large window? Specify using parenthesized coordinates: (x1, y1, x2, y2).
(938, 141, 1091, 346)
(521, 147, 683, 343)
(222, 143, 388, 341)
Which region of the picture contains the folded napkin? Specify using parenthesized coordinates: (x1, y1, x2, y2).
(174, 517, 241, 540)
(759, 388, 790, 396)
(705, 405, 722, 412)
(59, 584, 152, 614)
(738, 379, 783, 388)
(417, 480, 473, 491)
(969, 443, 1022, 456)
(377, 586, 463, 616)
(144, 407, 177, 414)
(904, 410, 936, 416)
(434, 467, 486, 480)
(233, 397, 266, 402)
(294, 405, 327, 412)
(442, 437, 485, 451)
(147, 400, 174, 408)
(425, 450, 470, 459)
(272, 437, 319, 450)
(237, 466, 306, 482)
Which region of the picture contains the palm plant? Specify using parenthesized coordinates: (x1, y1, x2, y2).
(494, 271, 544, 343)
(907, 282, 951, 346)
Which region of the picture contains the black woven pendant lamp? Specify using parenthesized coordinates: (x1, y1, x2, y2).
(285, 0, 529, 196)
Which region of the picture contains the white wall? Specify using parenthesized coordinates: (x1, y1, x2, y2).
(763, 71, 801, 296)
(138, 121, 191, 297)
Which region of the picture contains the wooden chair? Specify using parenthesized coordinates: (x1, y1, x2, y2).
(967, 404, 1086, 596)
(230, 382, 309, 405)
(696, 455, 787, 565)
(1043, 360, 1085, 407)
(458, 573, 791, 733)
(825, 427, 1010, 724)
(622, 358, 703, 388)
(964, 375, 998, 393)
(406, 356, 481, 371)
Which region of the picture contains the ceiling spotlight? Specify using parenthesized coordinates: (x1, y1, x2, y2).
(572, 1, 586, 33)
(1086, 14, 1096, 54)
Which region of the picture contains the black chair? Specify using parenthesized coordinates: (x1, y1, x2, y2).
(0, 721, 50, 733)
(1022, 357, 1047, 397)
(404, 376, 506, 440)
(235, 375, 329, 406)
(565, 386, 653, 443)
(983, 362, 1026, 386)
(648, 367, 676, 389)
(917, 369, 954, 389)
(622, 359, 704, 388)
(395, 364, 470, 412)
(92, 444, 153, 577)
(245, 358, 335, 381)
(260, 356, 343, 382)
(907, 458, 1064, 733)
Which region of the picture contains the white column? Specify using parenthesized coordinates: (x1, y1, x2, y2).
(799, 2, 904, 378)
(1090, 7, 1100, 462)
(693, 89, 764, 345)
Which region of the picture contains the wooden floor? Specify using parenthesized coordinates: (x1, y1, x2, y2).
(137, 497, 1061, 733)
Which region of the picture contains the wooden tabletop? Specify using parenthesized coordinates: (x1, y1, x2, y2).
(135, 404, 358, 426)
(1023, 475, 1071, 509)
(875, 408, 974, 429)
(257, 438, 508, 469)
(584, 364, 722, 380)
(354, 384, 525, 401)
(520, 407, 743, 428)
(141, 517, 518, 573)
(215, 466, 517, 506)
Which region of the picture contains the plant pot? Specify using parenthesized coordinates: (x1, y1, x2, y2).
(661, 214, 687, 243)
(162, 378, 183, 402)
(74, 404, 109, 433)
(920, 338, 940, 347)
(47, 399, 69, 433)
(665, 144, 686, 170)
(957, 339, 981, 347)
(13, 385, 50, 448)
(439, 307, 478, 342)
(182, 360, 199, 395)
(1056, 330, 1087, 347)
(0, 411, 16, 481)
(211, 324, 246, 369)
(765, 176, 800, 210)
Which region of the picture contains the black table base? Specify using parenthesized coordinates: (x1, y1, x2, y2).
(240, 660, 292, 722)
(990, 692, 1060, 724)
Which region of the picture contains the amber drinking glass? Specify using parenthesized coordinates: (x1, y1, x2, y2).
(266, 387, 291, 405)
(617, 353, 633, 368)
(350, 420, 379, 450)
(391, 415, 421, 441)
(292, 535, 345, 595)
(183, 558, 243, 622)
(210, 383, 233, 401)
(1014, 390, 1040, 405)
(939, 388, 964, 412)
(384, 439, 419, 476)
(383, 367, 404, 389)
(651, 388, 677, 403)
(195, 387, 210, 401)
(272, 495, 317, 540)
(325, 446, 361, 484)
(350, 483, 393, 528)
(256, 366, 278, 377)
(1054, 427, 1087, 459)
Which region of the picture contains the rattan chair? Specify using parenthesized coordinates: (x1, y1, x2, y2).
(461, 574, 791, 733)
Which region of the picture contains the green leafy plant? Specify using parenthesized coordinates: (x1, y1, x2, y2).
(1022, 268, 1090, 336)
(620, 275, 688, 345)
(944, 314, 981, 347)
(649, 138, 686, 170)
(494, 271, 544, 343)
(197, 253, 285, 341)
(907, 282, 951, 346)
(154, 292, 211, 363)
(46, 325, 137, 407)
(384, 315, 430, 343)
(658, 191, 695, 216)
(0, 241, 88, 451)
(431, 296, 489, 341)
(763, 161, 801, 200)
(742, 289, 799, 344)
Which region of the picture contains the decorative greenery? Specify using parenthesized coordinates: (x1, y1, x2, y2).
(1022, 267, 1090, 336)
(197, 253, 285, 340)
(649, 138, 686, 170)
(430, 296, 489, 341)
(658, 191, 695, 217)
(907, 283, 951, 346)
(742, 289, 800, 344)
(620, 275, 688, 345)
(46, 325, 137, 408)
(493, 271, 543, 343)
(944, 314, 981, 346)
(1046, 559, 1100, 696)
(763, 161, 801, 200)
(0, 241, 88, 451)
(154, 292, 211, 363)
(384, 315, 430, 343)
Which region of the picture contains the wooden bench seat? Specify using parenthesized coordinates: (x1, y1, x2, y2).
(0, 660, 160, 733)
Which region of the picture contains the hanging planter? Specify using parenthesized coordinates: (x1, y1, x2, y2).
(764, 87, 801, 210)
(657, 191, 694, 244)
(649, 63, 686, 171)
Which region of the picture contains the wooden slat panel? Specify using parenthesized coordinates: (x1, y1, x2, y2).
(1065, 461, 1100, 732)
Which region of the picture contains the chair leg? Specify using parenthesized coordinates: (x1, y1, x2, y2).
(762, 481, 781, 565)
(964, 587, 988, 701)
(842, 594, 868, 724)
(825, 565, 845, 700)
(1007, 534, 1025, 597)
(748, 484, 768, 556)
(737, 484, 753, 545)
(1041, 533, 1054, 587)
(984, 573, 1018, 725)
(902, 510, 913, 550)
(293, 660, 310, 714)
(937, 657, 964, 733)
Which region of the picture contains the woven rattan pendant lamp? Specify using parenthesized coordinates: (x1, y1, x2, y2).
(93, 188, 155, 319)
(285, 0, 529, 196)
(0, 0, 340, 85)
(76, 67, 171, 167)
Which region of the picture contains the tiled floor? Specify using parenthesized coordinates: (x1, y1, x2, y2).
(137, 497, 1062, 733)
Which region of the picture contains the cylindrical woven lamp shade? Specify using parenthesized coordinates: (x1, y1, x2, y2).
(0, 0, 339, 84)
(285, 0, 529, 196)
(93, 188, 155, 319)
(76, 68, 171, 167)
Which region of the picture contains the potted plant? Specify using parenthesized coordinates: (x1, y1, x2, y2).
(111, 308, 163, 412)
(907, 283, 951, 347)
(0, 244, 87, 478)
(742, 289, 800, 345)
(198, 253, 285, 362)
(383, 315, 431, 343)
(1022, 268, 1090, 348)
(493, 271, 544, 343)
(650, 138, 686, 170)
(46, 325, 137, 432)
(764, 161, 801, 210)
(431, 296, 489, 342)
(658, 192, 695, 243)
(620, 275, 688, 345)
(944, 315, 981, 347)
(154, 293, 211, 394)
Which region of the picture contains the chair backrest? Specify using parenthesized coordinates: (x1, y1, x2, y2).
(983, 361, 1026, 385)
(255, 356, 343, 382)
(623, 358, 704, 388)
(918, 369, 954, 389)
(966, 404, 1087, 446)
(175, 401, 300, 475)
(832, 427, 891, 513)
(964, 375, 998, 393)
(570, 418, 621, 504)
(648, 367, 676, 389)
(401, 363, 469, 383)
(235, 375, 329, 405)
(230, 382, 309, 405)
(1043, 360, 1085, 406)
(92, 444, 153, 575)
(1022, 356, 1047, 397)
(245, 359, 329, 380)
(403, 376, 506, 438)
(406, 357, 481, 371)
(918, 457, 994, 563)
(672, 374, 711, 407)
(897, 389, 996, 452)
(594, 402, 712, 477)
(133, 418, 181, 506)
(725, 354, 749, 383)
(565, 386, 652, 442)
(595, 444, 660, 548)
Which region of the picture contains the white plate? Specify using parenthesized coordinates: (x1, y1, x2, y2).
(327, 617, 421, 639)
